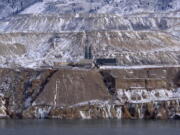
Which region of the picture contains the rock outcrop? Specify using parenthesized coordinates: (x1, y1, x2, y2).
(0, 0, 41, 19)
(0, 0, 180, 120)
(0, 30, 179, 68)
(0, 67, 179, 120)
(0, 1, 179, 68)
(0, 68, 110, 118)
(20, 0, 180, 15)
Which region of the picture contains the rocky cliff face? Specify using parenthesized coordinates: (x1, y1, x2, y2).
(1, 14, 180, 33)
(0, 68, 111, 118)
(20, 0, 180, 15)
(0, 12, 180, 68)
(0, 0, 41, 19)
(0, 1, 179, 68)
(0, 67, 179, 119)
(3, 0, 180, 18)
(0, 0, 180, 120)
(0, 31, 179, 68)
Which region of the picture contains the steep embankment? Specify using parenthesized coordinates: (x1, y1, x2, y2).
(20, 0, 180, 15)
(0, 67, 179, 119)
(0, 31, 179, 68)
(1, 14, 180, 33)
(0, 0, 180, 120)
(0, 0, 41, 19)
(0, 68, 110, 118)
(0, 14, 179, 68)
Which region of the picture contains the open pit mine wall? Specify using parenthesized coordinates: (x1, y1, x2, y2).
(0, 0, 41, 19)
(0, 14, 180, 68)
(0, 66, 180, 119)
(0, 31, 180, 68)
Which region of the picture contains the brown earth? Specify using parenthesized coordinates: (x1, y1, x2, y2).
(34, 69, 110, 106)
(0, 66, 180, 119)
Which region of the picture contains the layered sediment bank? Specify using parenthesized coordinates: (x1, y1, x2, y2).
(0, 66, 179, 119)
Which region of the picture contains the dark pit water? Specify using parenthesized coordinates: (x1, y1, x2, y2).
(0, 119, 179, 135)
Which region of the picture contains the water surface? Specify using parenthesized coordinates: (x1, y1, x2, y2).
(0, 119, 179, 135)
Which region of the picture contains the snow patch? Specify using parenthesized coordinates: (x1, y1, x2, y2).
(117, 89, 180, 104)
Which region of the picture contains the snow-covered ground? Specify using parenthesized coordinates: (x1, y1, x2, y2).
(1, 14, 180, 33)
(0, 1, 179, 69)
(0, 0, 40, 19)
(20, 0, 180, 15)
(100, 65, 180, 70)
(116, 88, 180, 104)
(0, 29, 179, 69)
(20, 2, 46, 14)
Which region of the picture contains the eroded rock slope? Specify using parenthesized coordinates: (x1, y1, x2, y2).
(0, 67, 179, 119)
